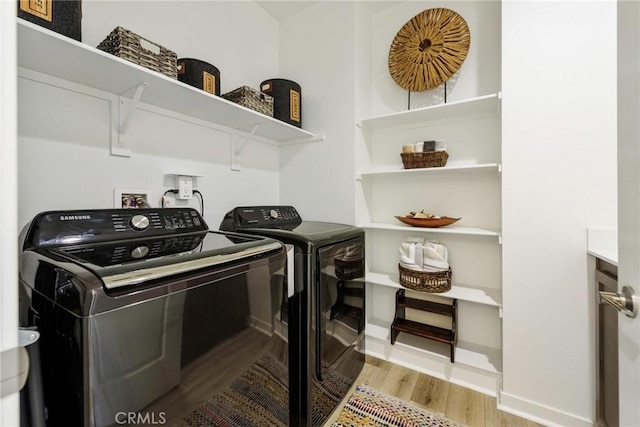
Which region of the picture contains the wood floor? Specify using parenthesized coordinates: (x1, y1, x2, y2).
(323, 356, 545, 427)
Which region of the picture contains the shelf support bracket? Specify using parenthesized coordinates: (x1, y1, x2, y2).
(230, 123, 262, 171)
(281, 133, 326, 146)
(112, 82, 149, 157)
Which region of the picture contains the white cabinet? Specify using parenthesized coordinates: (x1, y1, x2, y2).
(356, 93, 502, 395)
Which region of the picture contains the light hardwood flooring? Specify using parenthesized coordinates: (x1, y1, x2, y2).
(323, 356, 546, 427)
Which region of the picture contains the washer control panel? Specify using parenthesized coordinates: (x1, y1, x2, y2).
(221, 206, 302, 229)
(29, 208, 208, 247)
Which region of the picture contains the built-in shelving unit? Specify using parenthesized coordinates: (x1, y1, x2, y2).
(16, 19, 317, 144)
(356, 92, 503, 395)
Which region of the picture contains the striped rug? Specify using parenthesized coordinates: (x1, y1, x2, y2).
(177, 353, 352, 426)
(332, 384, 466, 427)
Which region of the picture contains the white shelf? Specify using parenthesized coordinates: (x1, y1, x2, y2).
(366, 270, 502, 307)
(365, 318, 502, 374)
(17, 19, 316, 143)
(361, 222, 501, 238)
(358, 93, 501, 131)
(358, 163, 501, 179)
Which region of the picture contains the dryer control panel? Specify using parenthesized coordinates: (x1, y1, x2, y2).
(26, 208, 208, 248)
(220, 206, 302, 230)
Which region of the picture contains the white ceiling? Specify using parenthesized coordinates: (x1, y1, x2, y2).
(255, 1, 400, 22)
(255, 1, 320, 22)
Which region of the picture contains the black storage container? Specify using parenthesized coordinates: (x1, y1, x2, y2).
(260, 79, 301, 127)
(177, 58, 221, 96)
(18, 0, 82, 42)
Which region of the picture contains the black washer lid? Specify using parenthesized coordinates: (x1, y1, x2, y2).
(237, 221, 363, 253)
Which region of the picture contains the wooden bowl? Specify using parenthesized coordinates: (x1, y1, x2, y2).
(394, 215, 461, 228)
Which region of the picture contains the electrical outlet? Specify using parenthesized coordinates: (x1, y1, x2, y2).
(178, 176, 193, 200)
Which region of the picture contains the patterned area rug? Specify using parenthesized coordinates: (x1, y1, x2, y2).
(176, 353, 352, 426)
(331, 384, 466, 427)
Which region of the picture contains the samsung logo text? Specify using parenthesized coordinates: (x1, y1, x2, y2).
(60, 215, 91, 221)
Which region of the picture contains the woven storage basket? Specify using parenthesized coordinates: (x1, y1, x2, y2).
(401, 151, 449, 169)
(335, 258, 364, 280)
(398, 264, 452, 293)
(222, 86, 274, 117)
(97, 27, 178, 79)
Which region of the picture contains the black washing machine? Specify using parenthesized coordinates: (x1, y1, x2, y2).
(19, 208, 295, 427)
(220, 206, 365, 427)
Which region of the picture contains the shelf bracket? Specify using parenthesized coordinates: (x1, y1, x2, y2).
(112, 82, 149, 157)
(281, 133, 326, 146)
(230, 123, 262, 171)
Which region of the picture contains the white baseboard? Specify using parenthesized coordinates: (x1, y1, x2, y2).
(364, 335, 501, 397)
(499, 390, 593, 427)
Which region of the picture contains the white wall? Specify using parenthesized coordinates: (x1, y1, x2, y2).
(501, 1, 617, 425)
(18, 1, 282, 230)
(278, 1, 358, 224)
(1, 1, 19, 424)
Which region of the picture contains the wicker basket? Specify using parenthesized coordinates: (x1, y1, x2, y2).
(335, 258, 364, 280)
(400, 151, 449, 169)
(97, 27, 178, 79)
(398, 264, 452, 293)
(222, 86, 274, 117)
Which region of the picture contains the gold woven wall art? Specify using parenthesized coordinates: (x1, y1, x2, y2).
(388, 8, 470, 92)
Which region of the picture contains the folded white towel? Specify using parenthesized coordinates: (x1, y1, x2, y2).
(414, 243, 423, 270)
(422, 241, 449, 272)
(399, 238, 449, 272)
(400, 261, 423, 271)
(399, 242, 417, 266)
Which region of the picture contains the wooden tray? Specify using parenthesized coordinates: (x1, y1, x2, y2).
(394, 216, 461, 228)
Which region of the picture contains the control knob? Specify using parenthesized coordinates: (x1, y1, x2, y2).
(130, 245, 149, 259)
(269, 209, 279, 219)
(130, 214, 150, 231)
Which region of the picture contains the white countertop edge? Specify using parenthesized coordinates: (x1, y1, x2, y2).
(587, 249, 618, 266)
(587, 228, 618, 266)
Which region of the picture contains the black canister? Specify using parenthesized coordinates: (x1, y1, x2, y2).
(177, 58, 221, 96)
(260, 79, 301, 127)
(18, 0, 82, 42)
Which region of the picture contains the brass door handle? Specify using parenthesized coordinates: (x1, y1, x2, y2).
(600, 285, 639, 318)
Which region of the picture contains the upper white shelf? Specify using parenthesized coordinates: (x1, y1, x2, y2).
(358, 93, 501, 131)
(17, 19, 316, 143)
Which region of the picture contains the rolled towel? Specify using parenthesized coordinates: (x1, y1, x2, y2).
(414, 243, 424, 270)
(422, 242, 449, 272)
(400, 261, 423, 271)
(399, 242, 418, 267)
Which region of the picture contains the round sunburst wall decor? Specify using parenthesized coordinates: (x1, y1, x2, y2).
(388, 8, 471, 92)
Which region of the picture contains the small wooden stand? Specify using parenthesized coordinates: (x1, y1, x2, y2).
(390, 289, 458, 362)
